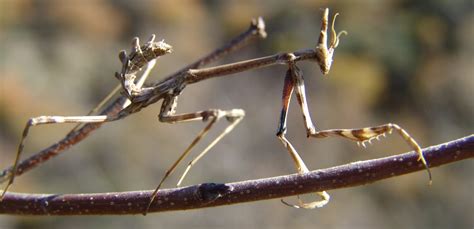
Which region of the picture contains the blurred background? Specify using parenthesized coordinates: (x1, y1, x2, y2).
(0, 0, 472, 228)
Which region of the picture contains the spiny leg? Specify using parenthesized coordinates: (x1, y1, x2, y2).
(289, 59, 431, 205)
(0, 115, 114, 200)
(276, 65, 330, 209)
(145, 94, 244, 215)
(309, 124, 432, 183)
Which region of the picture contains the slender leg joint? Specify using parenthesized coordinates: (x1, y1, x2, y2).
(1, 115, 109, 201)
(275, 64, 332, 209)
(281, 190, 330, 209)
(309, 123, 432, 184)
(146, 100, 245, 215)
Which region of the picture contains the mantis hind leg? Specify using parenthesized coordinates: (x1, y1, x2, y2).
(1, 115, 112, 200)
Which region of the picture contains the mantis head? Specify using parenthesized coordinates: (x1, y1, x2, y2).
(315, 8, 347, 75)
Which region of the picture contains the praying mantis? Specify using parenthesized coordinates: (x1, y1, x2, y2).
(0, 8, 431, 215)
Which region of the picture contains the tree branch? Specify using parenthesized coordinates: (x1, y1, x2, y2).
(1, 135, 472, 215)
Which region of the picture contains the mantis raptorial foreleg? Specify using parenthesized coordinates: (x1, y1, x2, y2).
(291, 63, 431, 184)
(276, 57, 431, 209)
(309, 124, 431, 182)
(276, 64, 330, 209)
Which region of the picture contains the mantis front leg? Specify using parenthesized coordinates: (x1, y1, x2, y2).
(292, 64, 431, 183)
(276, 63, 330, 209)
(279, 63, 431, 209)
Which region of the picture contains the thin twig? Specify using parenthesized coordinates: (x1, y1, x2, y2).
(1, 135, 471, 215)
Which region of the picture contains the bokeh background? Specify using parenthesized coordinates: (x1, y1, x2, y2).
(0, 0, 472, 228)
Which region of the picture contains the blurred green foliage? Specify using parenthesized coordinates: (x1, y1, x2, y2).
(0, 0, 472, 228)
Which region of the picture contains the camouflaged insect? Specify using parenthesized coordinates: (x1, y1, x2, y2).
(115, 35, 173, 98)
